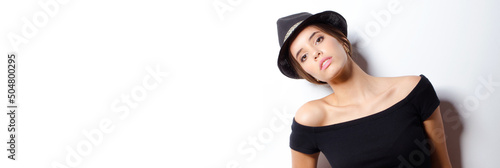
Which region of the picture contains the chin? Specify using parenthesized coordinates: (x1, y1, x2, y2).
(326, 67, 345, 81)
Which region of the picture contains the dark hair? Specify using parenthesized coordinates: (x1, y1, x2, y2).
(288, 23, 352, 85)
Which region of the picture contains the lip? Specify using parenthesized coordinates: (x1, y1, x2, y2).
(319, 57, 332, 70)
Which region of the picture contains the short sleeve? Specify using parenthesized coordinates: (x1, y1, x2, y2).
(412, 75, 440, 121)
(289, 119, 320, 154)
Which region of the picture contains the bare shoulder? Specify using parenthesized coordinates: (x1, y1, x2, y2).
(294, 99, 326, 127)
(391, 75, 422, 95)
(398, 75, 422, 88)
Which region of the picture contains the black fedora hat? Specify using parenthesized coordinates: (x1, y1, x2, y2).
(276, 10, 348, 79)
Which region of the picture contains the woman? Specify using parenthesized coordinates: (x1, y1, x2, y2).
(276, 11, 452, 167)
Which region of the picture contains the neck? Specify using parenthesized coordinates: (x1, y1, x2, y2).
(325, 57, 380, 106)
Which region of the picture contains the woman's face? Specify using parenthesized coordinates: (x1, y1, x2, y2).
(289, 26, 348, 82)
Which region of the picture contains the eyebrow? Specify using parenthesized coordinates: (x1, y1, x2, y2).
(294, 31, 320, 60)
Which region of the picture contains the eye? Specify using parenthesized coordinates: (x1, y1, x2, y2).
(300, 54, 307, 62)
(315, 36, 324, 45)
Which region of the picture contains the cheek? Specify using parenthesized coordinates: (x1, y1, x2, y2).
(302, 63, 317, 75)
(323, 38, 341, 51)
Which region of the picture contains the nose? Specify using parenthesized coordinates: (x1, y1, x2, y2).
(314, 50, 322, 61)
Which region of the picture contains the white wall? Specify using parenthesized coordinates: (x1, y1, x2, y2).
(0, 0, 498, 167)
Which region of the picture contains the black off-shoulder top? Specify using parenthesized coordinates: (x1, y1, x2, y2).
(290, 74, 440, 168)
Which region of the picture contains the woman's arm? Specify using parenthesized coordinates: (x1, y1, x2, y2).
(291, 101, 323, 168)
(291, 149, 319, 168)
(423, 106, 453, 168)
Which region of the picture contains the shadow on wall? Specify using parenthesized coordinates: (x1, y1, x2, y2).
(350, 42, 370, 74)
(317, 152, 332, 168)
(440, 100, 464, 168)
(314, 42, 464, 168)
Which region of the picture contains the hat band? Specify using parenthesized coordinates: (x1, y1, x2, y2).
(283, 20, 304, 43)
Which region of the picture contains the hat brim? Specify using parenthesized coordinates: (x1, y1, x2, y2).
(277, 11, 348, 79)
